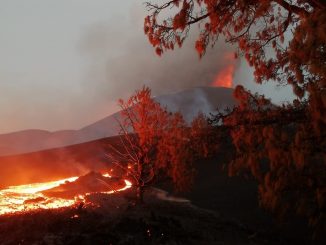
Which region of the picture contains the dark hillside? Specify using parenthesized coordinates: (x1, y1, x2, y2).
(0, 190, 284, 245)
(0, 134, 315, 244)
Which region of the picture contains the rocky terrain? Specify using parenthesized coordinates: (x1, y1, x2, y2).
(0, 188, 285, 245)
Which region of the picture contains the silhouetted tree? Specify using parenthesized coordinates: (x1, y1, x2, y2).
(190, 112, 220, 158)
(217, 86, 325, 238)
(143, 0, 326, 239)
(106, 87, 206, 202)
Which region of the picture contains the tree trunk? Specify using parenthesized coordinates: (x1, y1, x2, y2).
(136, 185, 144, 204)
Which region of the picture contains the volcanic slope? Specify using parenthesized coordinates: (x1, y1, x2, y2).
(0, 87, 235, 156)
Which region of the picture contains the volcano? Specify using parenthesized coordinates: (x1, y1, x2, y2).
(0, 87, 235, 156)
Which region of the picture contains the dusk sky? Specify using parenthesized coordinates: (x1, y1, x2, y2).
(0, 0, 295, 134)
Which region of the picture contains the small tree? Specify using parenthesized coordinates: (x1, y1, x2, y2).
(156, 111, 195, 191)
(190, 112, 220, 159)
(106, 87, 196, 202)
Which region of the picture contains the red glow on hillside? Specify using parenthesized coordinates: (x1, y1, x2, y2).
(211, 53, 236, 88)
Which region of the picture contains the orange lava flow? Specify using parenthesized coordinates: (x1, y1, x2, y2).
(0, 174, 132, 215)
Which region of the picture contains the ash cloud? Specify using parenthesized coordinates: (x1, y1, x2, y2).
(79, 2, 239, 105)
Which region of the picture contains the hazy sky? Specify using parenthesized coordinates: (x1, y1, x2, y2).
(0, 0, 295, 134)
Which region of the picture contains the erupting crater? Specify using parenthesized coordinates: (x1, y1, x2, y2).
(0, 171, 132, 215)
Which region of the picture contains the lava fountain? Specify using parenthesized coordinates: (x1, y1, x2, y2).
(0, 172, 132, 215)
(212, 64, 235, 88)
(211, 52, 236, 88)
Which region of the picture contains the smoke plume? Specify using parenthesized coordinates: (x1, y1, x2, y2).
(79, 2, 239, 104)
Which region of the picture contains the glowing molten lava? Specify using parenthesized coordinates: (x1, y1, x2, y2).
(212, 64, 235, 88)
(0, 173, 132, 215)
(211, 53, 236, 88)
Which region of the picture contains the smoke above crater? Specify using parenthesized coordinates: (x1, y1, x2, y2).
(79, 2, 239, 102)
(0, 0, 295, 134)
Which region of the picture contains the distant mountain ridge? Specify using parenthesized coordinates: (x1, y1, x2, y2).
(0, 87, 236, 156)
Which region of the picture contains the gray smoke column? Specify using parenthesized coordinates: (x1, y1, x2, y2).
(79, 2, 239, 103)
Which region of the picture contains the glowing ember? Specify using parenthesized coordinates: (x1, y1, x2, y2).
(0, 173, 132, 215)
(102, 173, 112, 178)
(102, 180, 132, 194)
